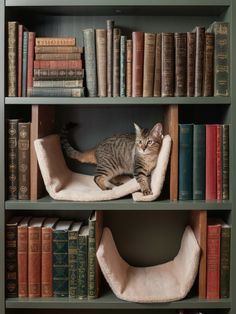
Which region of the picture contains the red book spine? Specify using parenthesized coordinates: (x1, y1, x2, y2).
(27, 32, 36, 96)
(132, 32, 144, 97)
(41, 227, 53, 297)
(28, 227, 42, 297)
(33, 60, 82, 69)
(18, 226, 28, 297)
(216, 125, 222, 200)
(206, 125, 217, 200)
(18, 25, 23, 97)
(207, 224, 221, 299)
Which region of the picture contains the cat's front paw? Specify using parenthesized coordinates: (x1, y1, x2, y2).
(142, 188, 153, 196)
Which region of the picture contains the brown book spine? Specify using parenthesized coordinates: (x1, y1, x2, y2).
(143, 33, 156, 97)
(18, 226, 28, 297)
(35, 46, 83, 54)
(126, 39, 132, 97)
(33, 60, 82, 69)
(28, 227, 42, 297)
(203, 33, 214, 96)
(161, 33, 174, 97)
(187, 32, 196, 97)
(8, 21, 18, 97)
(18, 25, 23, 97)
(132, 32, 144, 97)
(113, 28, 121, 97)
(153, 33, 162, 97)
(175, 33, 187, 97)
(41, 227, 53, 297)
(35, 37, 75, 46)
(96, 29, 107, 97)
(107, 20, 114, 97)
(194, 26, 205, 96)
(18, 122, 30, 200)
(35, 53, 81, 61)
(27, 32, 36, 96)
(33, 68, 84, 80)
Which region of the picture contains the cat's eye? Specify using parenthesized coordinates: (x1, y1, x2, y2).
(147, 140, 153, 145)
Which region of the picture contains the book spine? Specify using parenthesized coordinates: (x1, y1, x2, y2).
(28, 87, 84, 97)
(161, 32, 174, 97)
(28, 227, 41, 297)
(143, 33, 156, 97)
(53, 231, 69, 297)
(35, 37, 75, 46)
(35, 53, 81, 61)
(194, 27, 205, 97)
(216, 125, 222, 200)
(18, 122, 30, 200)
(33, 80, 83, 88)
(126, 39, 132, 97)
(193, 125, 206, 200)
(220, 226, 231, 298)
(187, 32, 196, 97)
(153, 33, 162, 97)
(33, 60, 82, 70)
(107, 20, 114, 97)
(206, 125, 217, 200)
(6, 225, 18, 297)
(8, 21, 18, 97)
(33, 68, 84, 81)
(18, 25, 23, 97)
(78, 234, 88, 299)
(22, 31, 28, 97)
(88, 218, 96, 299)
(203, 33, 214, 96)
(7, 120, 19, 200)
(113, 28, 121, 97)
(132, 32, 144, 97)
(96, 29, 107, 97)
(178, 124, 193, 200)
(41, 227, 53, 297)
(222, 125, 229, 200)
(207, 224, 221, 299)
(68, 231, 78, 298)
(27, 32, 36, 96)
(18, 226, 28, 297)
(35, 46, 83, 54)
(120, 35, 126, 97)
(174, 33, 187, 97)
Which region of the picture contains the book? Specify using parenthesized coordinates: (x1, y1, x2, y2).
(153, 33, 162, 97)
(28, 217, 45, 297)
(203, 33, 214, 96)
(18, 122, 30, 200)
(33, 80, 83, 88)
(161, 32, 174, 97)
(28, 87, 85, 97)
(22, 31, 28, 97)
(35, 37, 76, 46)
(174, 33, 187, 97)
(132, 32, 144, 97)
(35, 53, 81, 60)
(107, 20, 114, 97)
(113, 28, 121, 97)
(27, 32, 36, 96)
(33, 68, 84, 81)
(220, 221, 231, 298)
(178, 124, 193, 200)
(143, 33, 156, 97)
(120, 35, 127, 97)
(78, 225, 89, 299)
(41, 217, 59, 297)
(8, 21, 18, 97)
(193, 26, 205, 97)
(216, 125, 222, 200)
(193, 124, 206, 200)
(222, 124, 229, 200)
(187, 32, 196, 97)
(35, 46, 83, 54)
(126, 39, 132, 97)
(17, 216, 32, 297)
(53, 220, 73, 297)
(17, 24, 23, 97)
(96, 29, 107, 97)
(68, 221, 83, 298)
(83, 29, 97, 97)
(6, 216, 23, 297)
(34, 60, 82, 69)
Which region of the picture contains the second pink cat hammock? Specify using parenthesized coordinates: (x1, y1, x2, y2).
(34, 134, 171, 202)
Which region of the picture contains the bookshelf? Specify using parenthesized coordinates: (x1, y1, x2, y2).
(1, 1, 235, 314)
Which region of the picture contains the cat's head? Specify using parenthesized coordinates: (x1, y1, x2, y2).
(134, 122, 163, 155)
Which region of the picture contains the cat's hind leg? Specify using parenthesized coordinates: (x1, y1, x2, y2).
(94, 175, 115, 190)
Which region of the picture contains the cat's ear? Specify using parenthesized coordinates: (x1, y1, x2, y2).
(134, 123, 142, 137)
(150, 122, 163, 139)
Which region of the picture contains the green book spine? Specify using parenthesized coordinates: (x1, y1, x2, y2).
(120, 35, 126, 97)
(28, 87, 85, 97)
(193, 124, 206, 200)
(220, 226, 231, 298)
(68, 231, 78, 298)
(88, 219, 96, 299)
(53, 231, 69, 297)
(179, 124, 193, 200)
(78, 234, 88, 299)
(222, 125, 229, 200)
(22, 31, 28, 97)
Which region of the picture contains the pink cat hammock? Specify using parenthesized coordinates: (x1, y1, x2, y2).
(34, 134, 171, 202)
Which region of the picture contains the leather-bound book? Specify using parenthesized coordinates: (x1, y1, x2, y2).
(222, 125, 229, 200)
(8, 21, 18, 97)
(161, 32, 174, 97)
(33, 68, 84, 81)
(220, 221, 231, 298)
(107, 20, 114, 97)
(193, 26, 205, 96)
(113, 28, 121, 97)
(96, 29, 107, 97)
(33, 60, 82, 69)
(28, 87, 84, 97)
(27, 32, 36, 96)
(120, 35, 127, 97)
(132, 32, 144, 97)
(203, 33, 214, 96)
(35, 53, 81, 61)
(35, 46, 83, 54)
(35, 37, 76, 46)
(17, 24, 23, 97)
(216, 125, 222, 200)
(174, 33, 187, 97)
(126, 39, 132, 97)
(187, 32, 196, 97)
(78, 225, 89, 299)
(22, 31, 28, 97)
(153, 33, 162, 97)
(143, 33, 156, 97)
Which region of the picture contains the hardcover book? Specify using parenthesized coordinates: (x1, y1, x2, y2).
(174, 33, 187, 97)
(113, 28, 121, 97)
(120, 35, 127, 97)
(187, 32, 196, 97)
(107, 20, 114, 97)
(193, 26, 205, 97)
(161, 32, 174, 97)
(126, 39, 132, 97)
(206, 124, 217, 200)
(8, 21, 18, 97)
(143, 33, 156, 97)
(132, 32, 144, 97)
(153, 33, 162, 97)
(96, 29, 107, 97)
(78, 225, 89, 299)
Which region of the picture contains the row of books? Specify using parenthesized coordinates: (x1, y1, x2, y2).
(178, 124, 229, 201)
(6, 211, 102, 298)
(8, 22, 85, 97)
(83, 20, 229, 98)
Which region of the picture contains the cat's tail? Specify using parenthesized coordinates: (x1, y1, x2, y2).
(60, 123, 97, 165)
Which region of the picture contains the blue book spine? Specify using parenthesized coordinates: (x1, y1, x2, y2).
(120, 35, 126, 97)
(22, 31, 28, 97)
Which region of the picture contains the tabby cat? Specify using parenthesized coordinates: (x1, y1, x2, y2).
(60, 122, 163, 195)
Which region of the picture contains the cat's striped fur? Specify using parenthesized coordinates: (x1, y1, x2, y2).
(60, 122, 163, 195)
